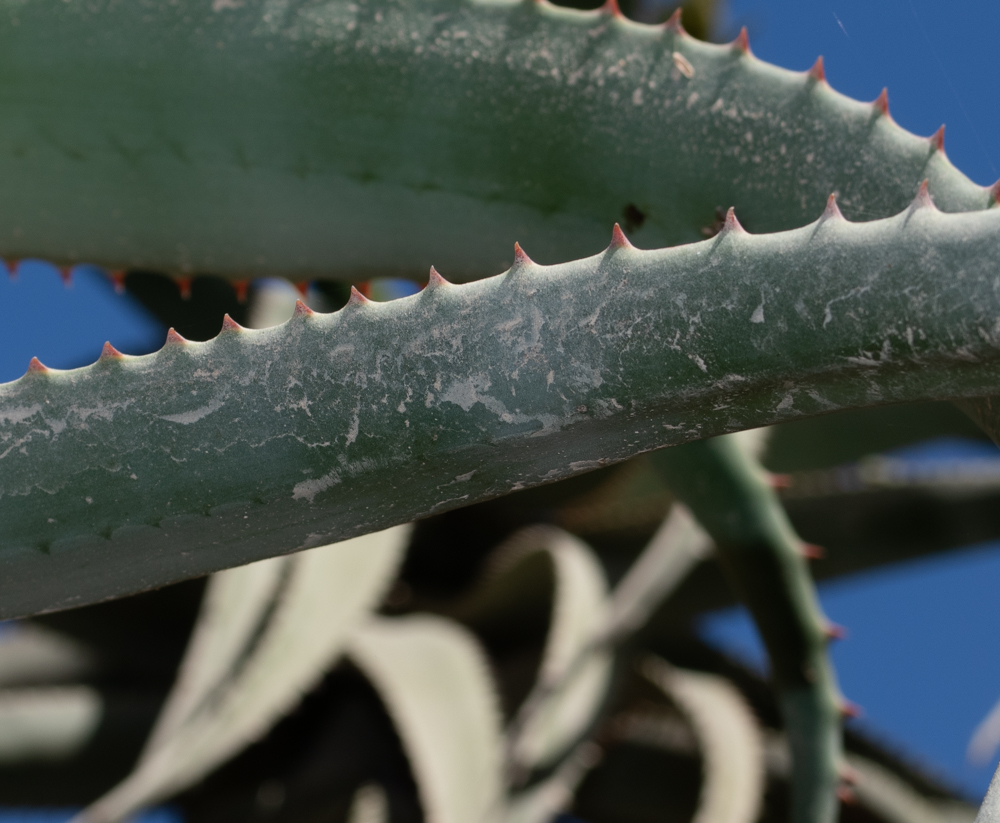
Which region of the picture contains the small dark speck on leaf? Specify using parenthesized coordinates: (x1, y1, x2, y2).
(622, 203, 646, 233)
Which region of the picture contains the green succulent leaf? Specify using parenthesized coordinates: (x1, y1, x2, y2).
(0, 0, 991, 279)
(4, 203, 1000, 617)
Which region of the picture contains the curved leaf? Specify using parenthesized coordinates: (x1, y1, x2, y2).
(348, 614, 504, 823)
(500, 527, 612, 771)
(140, 555, 289, 756)
(643, 658, 765, 823)
(76, 526, 408, 823)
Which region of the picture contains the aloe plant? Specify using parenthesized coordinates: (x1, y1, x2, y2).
(1, 1, 999, 822)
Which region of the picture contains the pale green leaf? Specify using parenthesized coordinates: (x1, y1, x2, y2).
(501, 742, 601, 823)
(346, 783, 390, 823)
(139, 554, 289, 757)
(348, 614, 504, 823)
(600, 504, 711, 643)
(500, 527, 612, 772)
(0, 687, 102, 764)
(643, 658, 765, 823)
(75, 525, 408, 823)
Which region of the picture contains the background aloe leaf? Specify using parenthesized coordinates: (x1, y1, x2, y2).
(498, 527, 612, 773)
(5, 203, 1000, 617)
(0, 0, 992, 280)
(75, 526, 408, 823)
(346, 783, 390, 823)
(502, 742, 602, 823)
(600, 503, 711, 643)
(503, 504, 710, 779)
(643, 657, 765, 823)
(347, 614, 504, 823)
(139, 555, 289, 755)
(0, 624, 95, 687)
(0, 687, 103, 765)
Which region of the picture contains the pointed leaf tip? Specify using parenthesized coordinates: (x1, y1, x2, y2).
(664, 7, 685, 33)
(513, 241, 535, 266)
(913, 179, 936, 209)
(722, 207, 745, 234)
(825, 622, 848, 641)
(108, 270, 126, 294)
(293, 298, 314, 316)
(800, 542, 825, 560)
(59, 266, 73, 287)
(165, 328, 187, 345)
(233, 280, 249, 303)
(27, 357, 48, 374)
(732, 26, 750, 54)
(822, 193, 844, 220)
(931, 124, 946, 153)
(426, 266, 449, 288)
(609, 223, 633, 249)
(4, 259, 18, 278)
(348, 285, 370, 306)
(101, 341, 123, 359)
(873, 87, 890, 117)
(808, 55, 825, 82)
(991, 179, 1000, 205)
(840, 699, 863, 720)
(221, 314, 242, 332)
(176, 277, 192, 300)
(600, 0, 623, 18)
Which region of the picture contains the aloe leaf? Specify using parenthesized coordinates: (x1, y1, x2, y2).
(498, 527, 612, 773)
(0, 624, 95, 687)
(347, 614, 504, 823)
(346, 783, 390, 823)
(0, 0, 991, 279)
(600, 503, 711, 643)
(848, 756, 973, 823)
(139, 554, 289, 756)
(0, 687, 103, 764)
(642, 658, 765, 823)
(502, 742, 602, 823)
(5, 202, 1000, 617)
(651, 432, 843, 823)
(976, 766, 1000, 823)
(75, 526, 407, 823)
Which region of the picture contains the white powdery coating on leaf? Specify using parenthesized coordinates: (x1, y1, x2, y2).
(292, 471, 341, 503)
(0, 405, 42, 426)
(160, 398, 226, 425)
